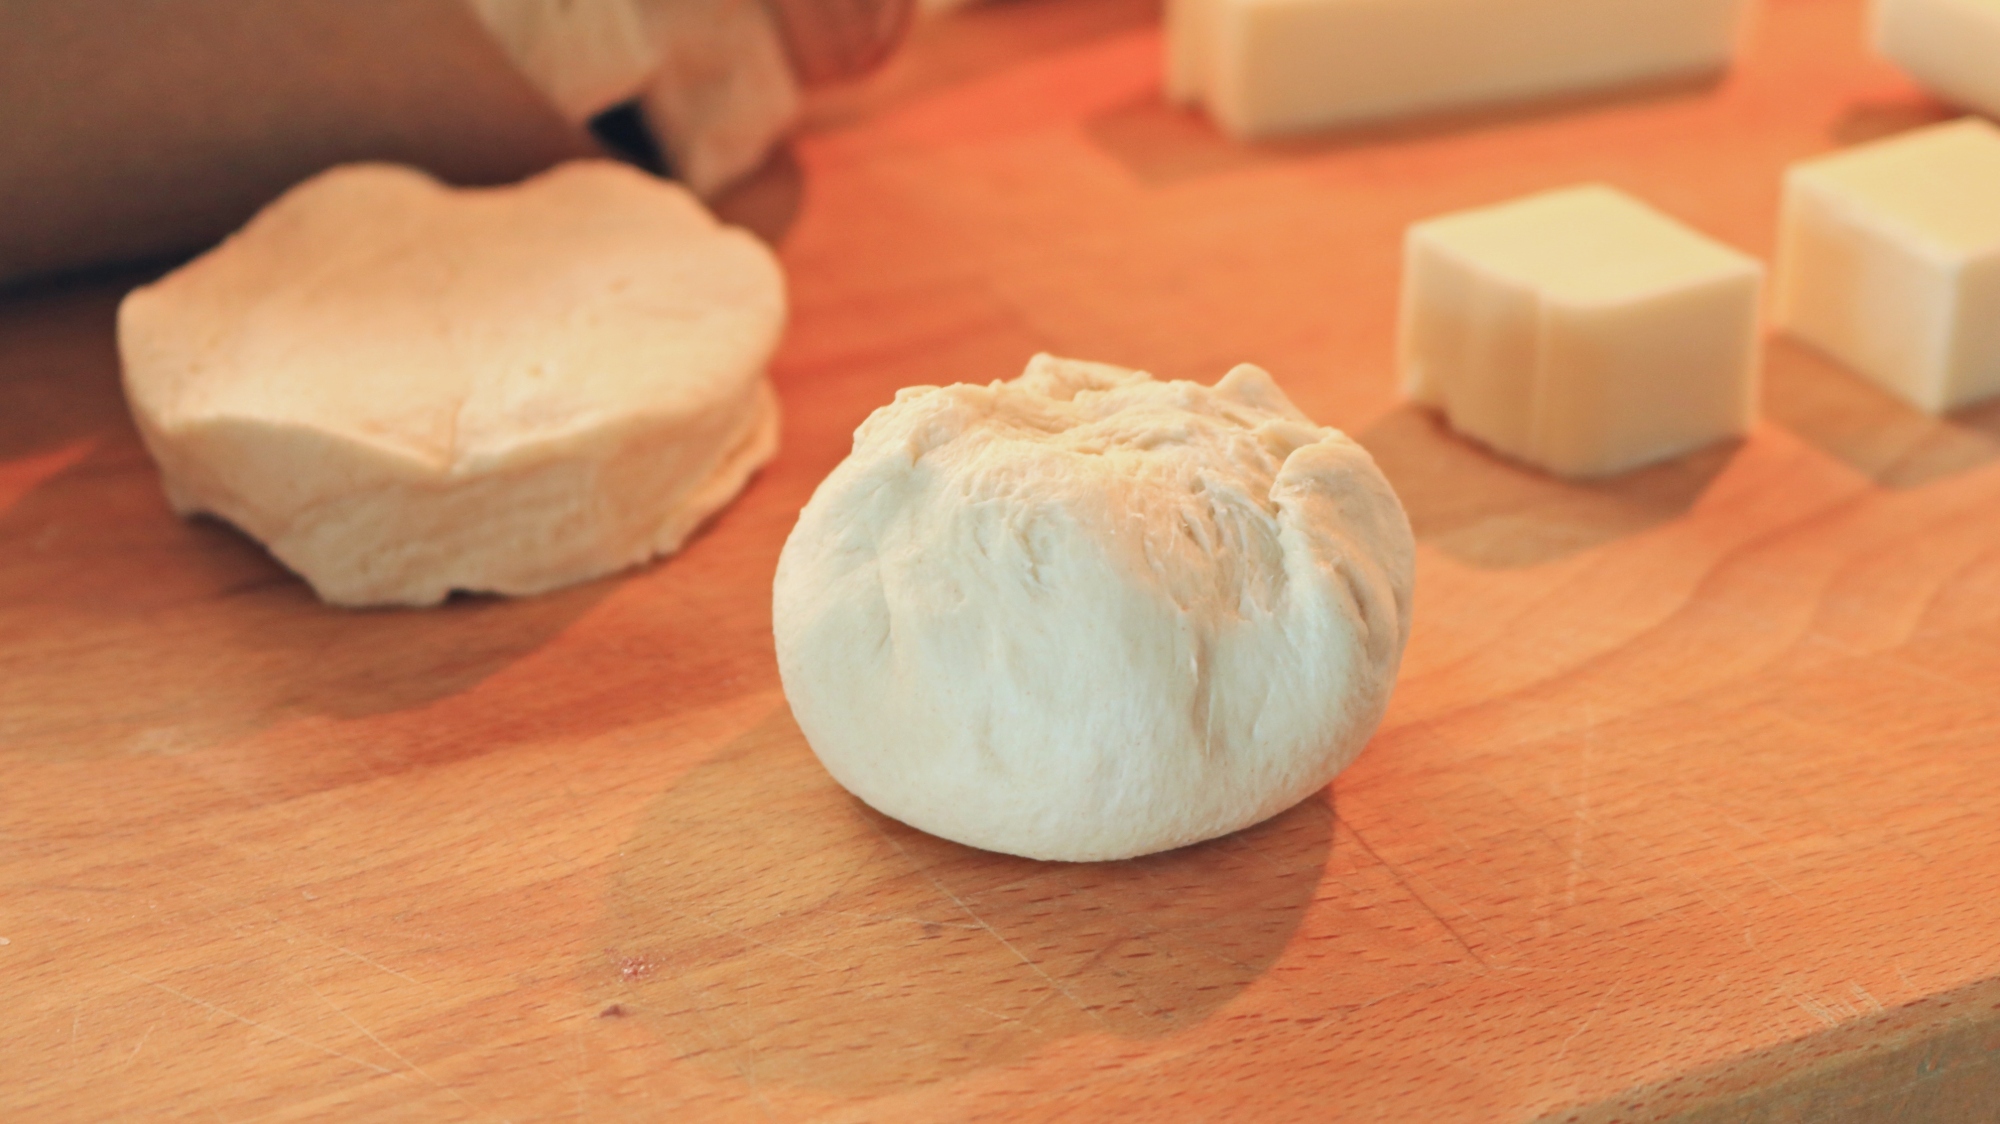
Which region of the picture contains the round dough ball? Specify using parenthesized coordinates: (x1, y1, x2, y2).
(774, 354, 1415, 861)
(118, 160, 784, 607)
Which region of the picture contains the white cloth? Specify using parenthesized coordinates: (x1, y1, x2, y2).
(467, 0, 799, 196)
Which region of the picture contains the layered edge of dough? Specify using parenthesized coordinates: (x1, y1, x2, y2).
(774, 354, 1414, 862)
(118, 160, 786, 607)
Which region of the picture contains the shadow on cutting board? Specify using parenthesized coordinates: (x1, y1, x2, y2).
(707, 144, 805, 249)
(1827, 96, 1962, 148)
(1356, 404, 1738, 570)
(1085, 70, 1726, 189)
(597, 707, 1331, 1093)
(0, 279, 609, 766)
(1763, 336, 2000, 491)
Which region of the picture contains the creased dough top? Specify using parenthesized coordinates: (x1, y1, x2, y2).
(120, 160, 785, 475)
(863, 355, 1330, 614)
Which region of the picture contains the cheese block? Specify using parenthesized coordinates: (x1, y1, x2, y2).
(1400, 184, 1764, 479)
(1875, 0, 2000, 120)
(118, 160, 785, 608)
(1167, 0, 1753, 139)
(1775, 118, 2000, 414)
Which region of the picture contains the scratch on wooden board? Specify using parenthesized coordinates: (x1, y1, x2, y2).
(116, 1023, 154, 1071)
(644, 900, 832, 972)
(1220, 827, 1288, 875)
(319, 939, 422, 986)
(1147, 922, 1258, 980)
(1338, 814, 1492, 972)
(11, 882, 128, 894)
(1005, 981, 1066, 1029)
(1665, 797, 1806, 906)
(1906, 513, 1994, 611)
(571, 1011, 589, 1124)
(1774, 713, 1942, 871)
(1656, 856, 1749, 931)
(864, 813, 1108, 1029)
(1103, 866, 1240, 978)
(1851, 980, 1886, 1013)
(1779, 981, 1845, 1029)
(624, 949, 777, 1120)
(961, 1003, 1033, 1029)
(727, 1030, 777, 1124)
(815, 907, 981, 931)
(295, 973, 490, 1121)
(1420, 798, 1531, 959)
(164, 866, 424, 986)
(1103, 858, 1315, 1001)
(1553, 970, 1627, 1065)
(1568, 705, 1595, 910)
(109, 966, 394, 1076)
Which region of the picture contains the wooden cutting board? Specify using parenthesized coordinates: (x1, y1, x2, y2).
(7, 0, 2000, 1119)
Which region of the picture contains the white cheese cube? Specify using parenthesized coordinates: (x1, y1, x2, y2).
(1400, 185, 1764, 479)
(1167, 0, 1752, 140)
(1875, 0, 2000, 120)
(1774, 119, 2000, 414)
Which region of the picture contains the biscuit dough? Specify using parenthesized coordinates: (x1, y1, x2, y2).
(773, 355, 1414, 862)
(119, 160, 784, 607)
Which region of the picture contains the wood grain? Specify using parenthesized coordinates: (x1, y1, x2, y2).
(6, 0, 2000, 1119)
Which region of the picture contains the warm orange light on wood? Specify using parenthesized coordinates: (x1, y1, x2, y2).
(4, 0, 1996, 1119)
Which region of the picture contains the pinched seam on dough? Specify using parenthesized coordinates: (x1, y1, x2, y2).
(884, 367, 1316, 567)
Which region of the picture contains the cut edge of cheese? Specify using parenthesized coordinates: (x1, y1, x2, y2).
(1168, 0, 1752, 140)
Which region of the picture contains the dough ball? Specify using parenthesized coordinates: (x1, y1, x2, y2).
(118, 160, 784, 607)
(774, 355, 1415, 861)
